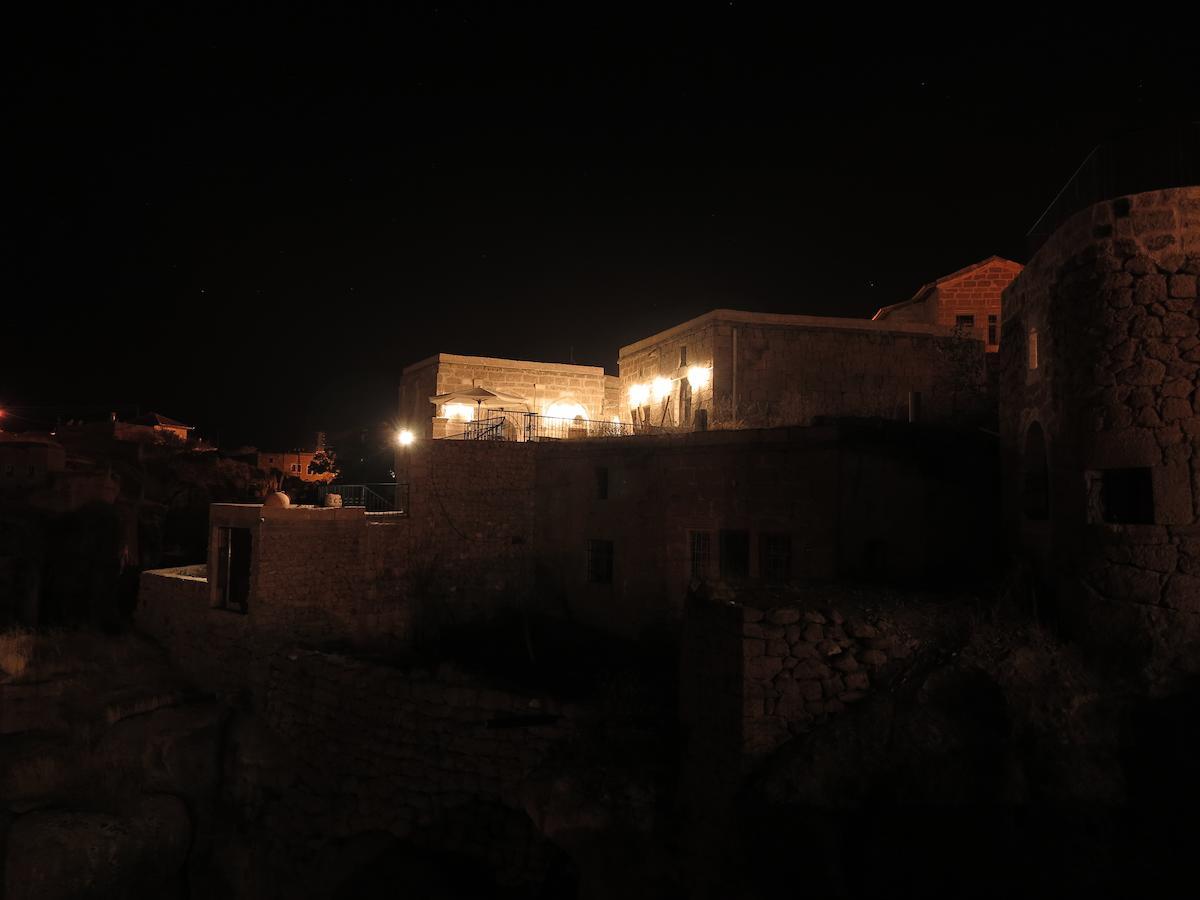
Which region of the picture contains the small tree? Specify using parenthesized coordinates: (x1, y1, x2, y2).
(306, 448, 339, 482)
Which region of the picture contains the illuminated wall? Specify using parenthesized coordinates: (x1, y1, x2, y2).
(618, 310, 988, 430)
(874, 256, 1023, 351)
(398, 353, 614, 438)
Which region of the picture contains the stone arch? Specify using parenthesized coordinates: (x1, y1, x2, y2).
(1022, 421, 1050, 521)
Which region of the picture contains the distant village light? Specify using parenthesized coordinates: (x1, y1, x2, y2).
(628, 383, 651, 407)
(687, 365, 712, 390)
(652, 376, 672, 403)
(397, 429, 414, 446)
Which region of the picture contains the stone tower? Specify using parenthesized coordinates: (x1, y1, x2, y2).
(999, 186, 1200, 683)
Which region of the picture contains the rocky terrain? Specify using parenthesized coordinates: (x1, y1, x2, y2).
(4, 585, 1200, 898)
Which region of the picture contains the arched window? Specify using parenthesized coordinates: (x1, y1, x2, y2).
(1023, 422, 1049, 520)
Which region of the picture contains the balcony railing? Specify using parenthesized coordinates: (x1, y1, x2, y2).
(317, 482, 409, 514)
(444, 412, 659, 442)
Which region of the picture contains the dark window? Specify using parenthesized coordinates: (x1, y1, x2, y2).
(689, 531, 711, 579)
(987, 314, 998, 345)
(595, 466, 609, 500)
(719, 530, 750, 578)
(1098, 468, 1155, 524)
(1023, 422, 1049, 521)
(1028, 328, 1039, 369)
(955, 314, 975, 329)
(760, 533, 792, 582)
(679, 345, 688, 367)
(587, 539, 614, 584)
(27, 465, 36, 477)
(680, 377, 692, 425)
(3, 465, 12, 477)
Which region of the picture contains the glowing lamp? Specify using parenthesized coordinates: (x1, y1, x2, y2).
(397, 429, 414, 446)
(628, 383, 650, 407)
(687, 365, 712, 390)
(443, 403, 475, 422)
(545, 401, 588, 421)
(652, 376, 672, 402)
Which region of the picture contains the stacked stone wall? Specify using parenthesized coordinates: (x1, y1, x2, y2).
(738, 598, 915, 763)
(999, 186, 1200, 682)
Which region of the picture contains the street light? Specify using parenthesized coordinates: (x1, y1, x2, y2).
(397, 429, 414, 446)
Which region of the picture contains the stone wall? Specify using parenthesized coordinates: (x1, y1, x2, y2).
(402, 438, 537, 625)
(399, 353, 609, 438)
(137, 567, 255, 694)
(141, 419, 995, 679)
(933, 258, 1022, 349)
(999, 185, 1200, 683)
(618, 310, 987, 429)
(675, 586, 924, 895)
(737, 597, 915, 763)
(138, 508, 415, 695)
(534, 422, 998, 637)
(680, 590, 917, 772)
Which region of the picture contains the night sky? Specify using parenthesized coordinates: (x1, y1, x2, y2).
(8, 6, 1198, 449)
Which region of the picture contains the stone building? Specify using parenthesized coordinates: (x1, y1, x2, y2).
(999, 185, 1200, 683)
(398, 352, 621, 439)
(143, 419, 997, 652)
(256, 449, 334, 483)
(0, 436, 66, 489)
(617, 309, 987, 430)
(139, 502, 411, 692)
(118, 412, 193, 443)
(873, 256, 1023, 351)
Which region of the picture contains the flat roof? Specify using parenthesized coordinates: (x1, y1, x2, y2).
(402, 352, 606, 377)
(618, 309, 963, 358)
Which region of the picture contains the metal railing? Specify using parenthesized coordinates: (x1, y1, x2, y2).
(445, 412, 659, 442)
(1026, 123, 1200, 253)
(317, 482, 409, 514)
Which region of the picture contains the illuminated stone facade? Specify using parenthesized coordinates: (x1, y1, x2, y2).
(618, 310, 988, 429)
(874, 256, 1023, 351)
(999, 186, 1200, 683)
(398, 353, 620, 438)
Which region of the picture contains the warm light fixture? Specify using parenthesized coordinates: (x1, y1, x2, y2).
(443, 403, 475, 421)
(687, 365, 712, 390)
(397, 429, 414, 446)
(652, 376, 672, 402)
(628, 383, 650, 407)
(545, 401, 588, 421)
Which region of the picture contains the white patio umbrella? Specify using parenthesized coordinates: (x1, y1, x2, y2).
(429, 386, 530, 418)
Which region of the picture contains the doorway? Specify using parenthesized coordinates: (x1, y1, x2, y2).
(215, 526, 251, 612)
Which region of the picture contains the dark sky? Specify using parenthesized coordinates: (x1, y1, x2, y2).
(8, 5, 1198, 448)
